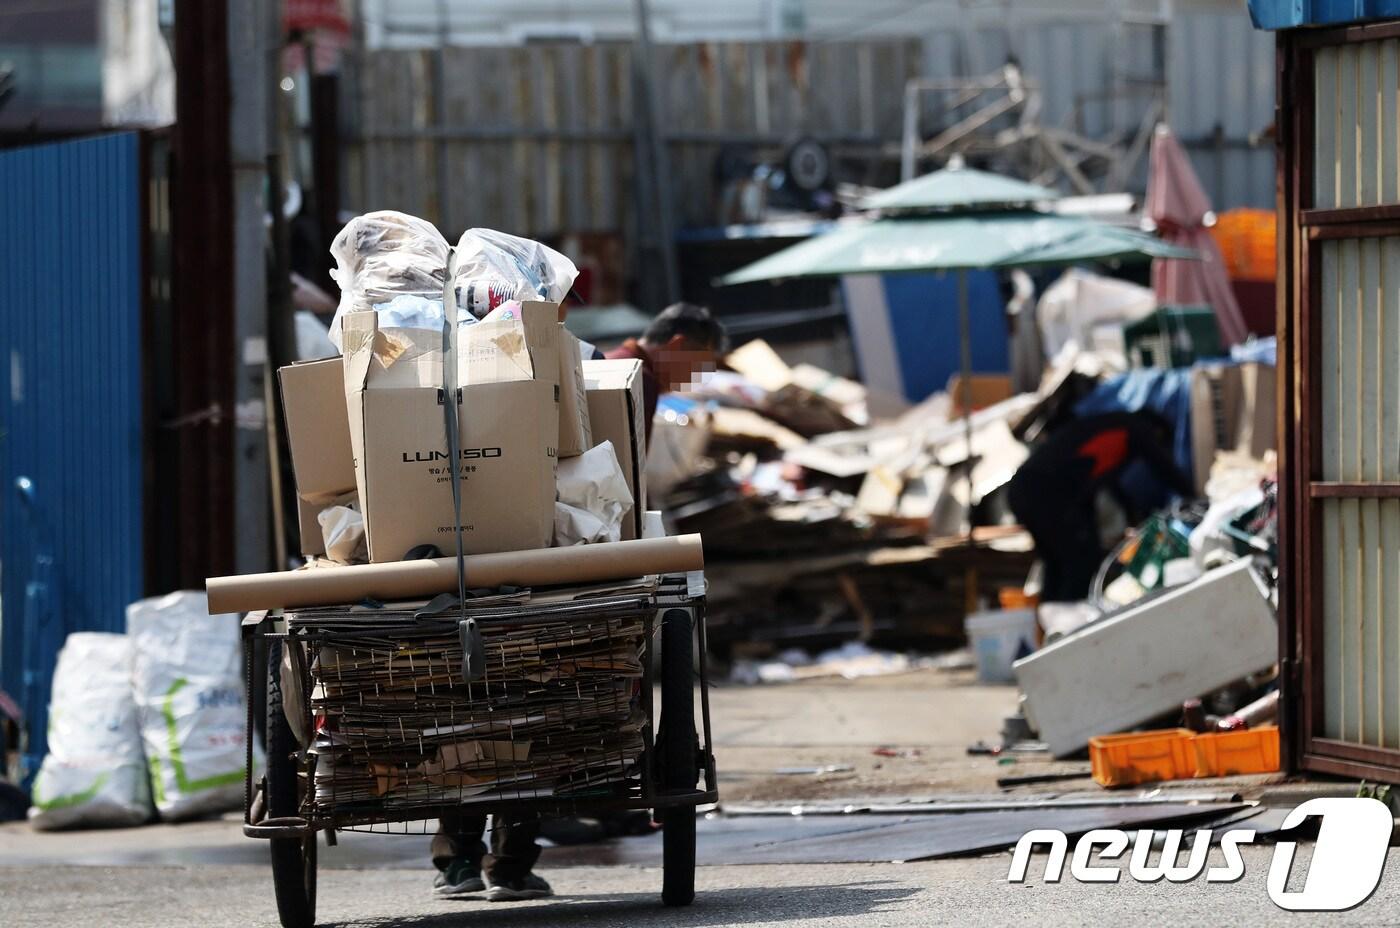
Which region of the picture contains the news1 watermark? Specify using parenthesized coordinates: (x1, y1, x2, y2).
(1007, 797, 1393, 912)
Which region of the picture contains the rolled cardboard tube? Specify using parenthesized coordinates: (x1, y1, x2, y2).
(206, 534, 705, 614)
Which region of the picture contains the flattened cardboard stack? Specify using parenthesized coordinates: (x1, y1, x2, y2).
(293, 585, 654, 814)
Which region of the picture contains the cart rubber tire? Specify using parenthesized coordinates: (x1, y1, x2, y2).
(266, 636, 317, 928)
(659, 607, 697, 907)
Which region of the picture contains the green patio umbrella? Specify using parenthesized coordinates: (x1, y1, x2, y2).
(717, 169, 1193, 532)
(861, 163, 1059, 213)
(719, 212, 1192, 284)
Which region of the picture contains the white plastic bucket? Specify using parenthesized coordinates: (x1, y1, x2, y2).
(965, 608, 1037, 684)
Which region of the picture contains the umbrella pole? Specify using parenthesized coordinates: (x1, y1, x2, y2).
(957, 268, 974, 524)
(957, 268, 979, 610)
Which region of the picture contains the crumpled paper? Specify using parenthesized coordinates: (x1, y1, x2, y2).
(554, 441, 634, 546)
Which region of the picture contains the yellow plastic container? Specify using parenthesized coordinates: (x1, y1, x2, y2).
(1192, 726, 1280, 778)
(1089, 729, 1198, 788)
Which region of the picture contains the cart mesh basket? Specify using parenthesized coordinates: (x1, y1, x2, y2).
(285, 588, 659, 828)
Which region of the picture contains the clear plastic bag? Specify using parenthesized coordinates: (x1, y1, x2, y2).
(452, 228, 578, 321)
(327, 211, 451, 349)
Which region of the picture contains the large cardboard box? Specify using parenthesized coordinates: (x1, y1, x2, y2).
(583, 358, 646, 540)
(343, 305, 560, 562)
(557, 327, 592, 457)
(278, 358, 357, 557)
(1189, 361, 1276, 492)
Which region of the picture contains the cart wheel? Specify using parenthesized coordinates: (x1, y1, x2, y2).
(266, 636, 317, 928)
(658, 607, 697, 907)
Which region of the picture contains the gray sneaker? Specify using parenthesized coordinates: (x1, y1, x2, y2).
(433, 859, 486, 896)
(485, 872, 554, 902)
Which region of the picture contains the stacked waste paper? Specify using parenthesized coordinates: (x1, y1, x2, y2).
(202, 215, 709, 826)
(283, 213, 642, 566)
(291, 592, 650, 814)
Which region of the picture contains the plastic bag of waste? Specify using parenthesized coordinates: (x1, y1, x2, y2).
(554, 440, 634, 545)
(28, 633, 152, 830)
(451, 228, 578, 321)
(327, 210, 451, 349)
(128, 591, 257, 821)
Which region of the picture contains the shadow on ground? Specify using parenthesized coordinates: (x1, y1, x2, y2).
(319, 880, 919, 928)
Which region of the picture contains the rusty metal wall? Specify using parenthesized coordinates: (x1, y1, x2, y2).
(343, 38, 920, 240)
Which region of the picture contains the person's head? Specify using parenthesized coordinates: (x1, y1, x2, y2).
(639, 302, 727, 392)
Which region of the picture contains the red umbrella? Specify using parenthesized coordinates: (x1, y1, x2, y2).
(1145, 125, 1250, 347)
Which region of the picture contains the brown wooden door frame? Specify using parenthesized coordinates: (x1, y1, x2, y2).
(1280, 26, 1400, 781)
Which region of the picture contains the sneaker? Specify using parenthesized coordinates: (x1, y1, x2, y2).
(485, 872, 554, 902)
(433, 859, 485, 896)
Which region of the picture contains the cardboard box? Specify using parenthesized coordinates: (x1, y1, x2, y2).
(557, 327, 592, 457)
(343, 306, 559, 562)
(278, 358, 357, 556)
(1189, 361, 1276, 492)
(583, 358, 646, 541)
(946, 373, 1013, 416)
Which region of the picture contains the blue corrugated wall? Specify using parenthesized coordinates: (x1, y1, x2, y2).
(0, 132, 144, 780)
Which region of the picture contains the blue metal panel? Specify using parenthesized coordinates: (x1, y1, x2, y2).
(0, 132, 144, 781)
(1249, 0, 1400, 30)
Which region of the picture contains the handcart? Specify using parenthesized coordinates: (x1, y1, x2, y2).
(241, 571, 717, 928)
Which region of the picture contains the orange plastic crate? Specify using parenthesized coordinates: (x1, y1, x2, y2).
(1192, 726, 1280, 778)
(1089, 729, 1198, 788)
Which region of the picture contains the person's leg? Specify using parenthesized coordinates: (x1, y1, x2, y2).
(430, 813, 488, 895)
(484, 814, 552, 901)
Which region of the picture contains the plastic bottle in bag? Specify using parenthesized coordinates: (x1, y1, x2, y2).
(451, 228, 578, 320)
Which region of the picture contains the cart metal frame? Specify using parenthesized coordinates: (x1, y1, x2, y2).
(241, 572, 716, 926)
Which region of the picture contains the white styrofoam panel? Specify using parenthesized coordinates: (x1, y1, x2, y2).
(1015, 558, 1277, 757)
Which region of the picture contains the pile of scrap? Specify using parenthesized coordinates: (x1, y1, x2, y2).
(655, 338, 1049, 658)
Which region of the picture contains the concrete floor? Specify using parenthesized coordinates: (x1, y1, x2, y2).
(1, 668, 1369, 926)
(6, 845, 1398, 928)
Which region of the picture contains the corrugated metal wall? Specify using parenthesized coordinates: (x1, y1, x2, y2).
(349, 2, 1275, 220)
(347, 38, 919, 237)
(1319, 238, 1400, 747)
(1313, 29, 1400, 750)
(0, 132, 145, 775)
(1314, 41, 1400, 209)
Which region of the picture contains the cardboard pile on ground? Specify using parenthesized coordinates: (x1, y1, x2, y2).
(653, 340, 1051, 654)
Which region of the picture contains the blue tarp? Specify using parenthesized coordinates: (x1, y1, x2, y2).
(1076, 368, 1195, 475)
(1074, 368, 1195, 513)
(879, 271, 1009, 401)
